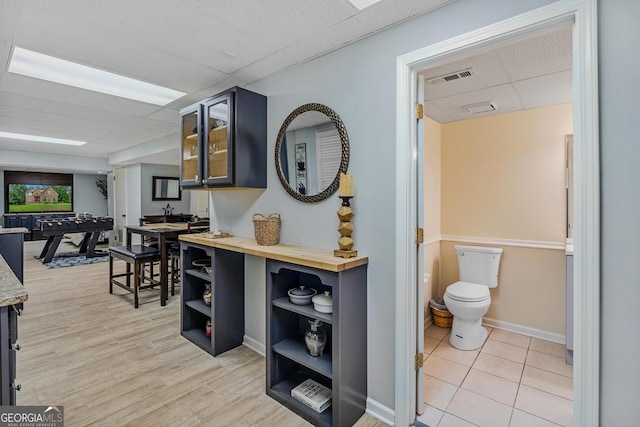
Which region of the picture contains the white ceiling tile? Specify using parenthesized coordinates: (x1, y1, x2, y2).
(422, 50, 511, 101)
(513, 71, 573, 109)
(12, 3, 226, 93)
(424, 102, 455, 123)
(28, 1, 277, 74)
(0, 0, 23, 40)
(0, 92, 142, 127)
(195, 0, 357, 47)
(497, 25, 572, 82)
(146, 109, 180, 125)
(0, 39, 11, 86)
(0, 74, 161, 117)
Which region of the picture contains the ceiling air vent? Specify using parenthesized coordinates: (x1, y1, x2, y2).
(426, 68, 474, 85)
(463, 101, 497, 114)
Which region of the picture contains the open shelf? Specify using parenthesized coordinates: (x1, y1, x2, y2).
(272, 338, 332, 379)
(182, 328, 211, 354)
(269, 374, 333, 427)
(185, 298, 211, 317)
(185, 268, 211, 281)
(272, 297, 332, 324)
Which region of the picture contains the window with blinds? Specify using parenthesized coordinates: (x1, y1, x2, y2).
(315, 127, 341, 191)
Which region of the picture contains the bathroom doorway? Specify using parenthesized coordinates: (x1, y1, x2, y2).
(418, 23, 574, 423)
(393, 1, 599, 426)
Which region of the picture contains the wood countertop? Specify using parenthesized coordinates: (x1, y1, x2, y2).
(0, 227, 29, 234)
(0, 255, 27, 307)
(179, 234, 368, 272)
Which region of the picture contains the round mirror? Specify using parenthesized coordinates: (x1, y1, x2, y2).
(275, 103, 349, 203)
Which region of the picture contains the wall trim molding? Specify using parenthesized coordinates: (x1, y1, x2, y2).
(483, 317, 566, 345)
(242, 336, 265, 357)
(366, 397, 394, 426)
(440, 234, 566, 251)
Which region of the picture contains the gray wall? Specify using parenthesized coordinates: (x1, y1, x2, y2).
(599, 0, 640, 423)
(140, 164, 190, 217)
(73, 173, 108, 216)
(208, 0, 555, 410)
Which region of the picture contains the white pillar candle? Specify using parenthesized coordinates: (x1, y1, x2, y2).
(339, 173, 354, 197)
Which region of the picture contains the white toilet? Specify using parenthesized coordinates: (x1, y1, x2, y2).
(444, 245, 503, 350)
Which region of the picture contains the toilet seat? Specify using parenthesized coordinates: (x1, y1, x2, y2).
(445, 281, 490, 302)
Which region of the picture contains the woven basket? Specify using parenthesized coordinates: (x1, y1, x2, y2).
(431, 307, 453, 328)
(253, 213, 281, 246)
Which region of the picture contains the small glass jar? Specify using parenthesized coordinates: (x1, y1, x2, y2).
(206, 320, 212, 338)
(304, 319, 327, 357)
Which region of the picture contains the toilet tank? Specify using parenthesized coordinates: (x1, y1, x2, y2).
(455, 245, 503, 288)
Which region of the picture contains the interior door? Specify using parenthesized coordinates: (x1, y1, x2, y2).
(113, 167, 127, 244)
(415, 75, 426, 416)
(191, 191, 209, 219)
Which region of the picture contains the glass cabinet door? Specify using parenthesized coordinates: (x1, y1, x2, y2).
(203, 94, 234, 186)
(180, 104, 202, 187)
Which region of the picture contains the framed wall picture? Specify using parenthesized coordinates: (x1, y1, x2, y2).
(295, 143, 307, 195)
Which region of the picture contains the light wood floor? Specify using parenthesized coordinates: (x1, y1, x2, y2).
(17, 240, 386, 426)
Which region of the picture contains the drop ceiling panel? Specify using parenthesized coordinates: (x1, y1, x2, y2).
(197, 0, 357, 47)
(127, 117, 178, 134)
(146, 109, 180, 125)
(0, 114, 112, 140)
(426, 83, 524, 122)
(0, 92, 143, 127)
(30, 0, 279, 75)
(422, 51, 511, 100)
(0, 138, 95, 156)
(513, 71, 573, 109)
(0, 1, 22, 40)
(497, 26, 572, 82)
(12, 3, 225, 93)
(0, 74, 163, 117)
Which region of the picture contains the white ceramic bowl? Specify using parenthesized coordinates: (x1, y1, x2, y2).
(287, 286, 317, 305)
(312, 291, 333, 313)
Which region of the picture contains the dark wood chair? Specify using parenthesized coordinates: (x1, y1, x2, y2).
(187, 219, 210, 233)
(109, 245, 162, 308)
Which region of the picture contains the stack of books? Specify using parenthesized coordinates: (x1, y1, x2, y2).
(291, 379, 332, 413)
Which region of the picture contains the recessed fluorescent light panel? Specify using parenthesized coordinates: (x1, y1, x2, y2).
(0, 131, 87, 146)
(8, 47, 186, 106)
(348, 0, 383, 10)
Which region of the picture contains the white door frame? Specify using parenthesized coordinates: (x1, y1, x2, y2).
(394, 1, 599, 426)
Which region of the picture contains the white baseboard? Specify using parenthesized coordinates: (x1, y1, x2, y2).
(482, 317, 566, 345)
(366, 397, 394, 426)
(243, 335, 265, 356)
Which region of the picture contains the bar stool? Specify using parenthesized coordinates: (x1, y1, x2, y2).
(109, 245, 162, 308)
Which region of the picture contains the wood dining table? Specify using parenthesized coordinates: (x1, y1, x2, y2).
(125, 222, 189, 306)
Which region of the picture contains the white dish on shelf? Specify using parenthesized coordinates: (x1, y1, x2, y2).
(287, 286, 316, 305)
(312, 291, 333, 313)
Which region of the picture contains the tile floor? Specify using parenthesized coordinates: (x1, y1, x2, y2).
(418, 325, 573, 427)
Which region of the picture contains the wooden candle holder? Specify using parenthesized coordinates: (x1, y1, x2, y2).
(334, 196, 358, 259)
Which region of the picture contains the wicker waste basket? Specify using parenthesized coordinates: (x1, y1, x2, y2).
(429, 297, 452, 328)
(253, 213, 281, 246)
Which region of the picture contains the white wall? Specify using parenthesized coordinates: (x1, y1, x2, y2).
(599, 0, 640, 422)
(207, 0, 556, 411)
